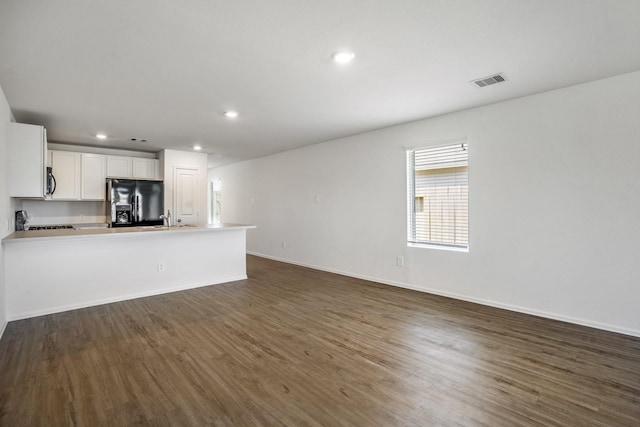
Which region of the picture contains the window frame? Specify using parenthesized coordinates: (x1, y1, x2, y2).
(406, 140, 469, 252)
(208, 178, 222, 225)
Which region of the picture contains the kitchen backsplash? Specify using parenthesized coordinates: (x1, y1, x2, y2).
(19, 200, 107, 226)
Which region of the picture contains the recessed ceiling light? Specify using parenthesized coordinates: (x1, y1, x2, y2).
(96, 133, 107, 140)
(224, 111, 238, 119)
(332, 50, 355, 64)
(193, 145, 202, 151)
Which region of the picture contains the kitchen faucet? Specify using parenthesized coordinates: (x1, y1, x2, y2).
(160, 210, 172, 227)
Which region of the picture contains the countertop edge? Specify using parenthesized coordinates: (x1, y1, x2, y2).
(2, 224, 256, 245)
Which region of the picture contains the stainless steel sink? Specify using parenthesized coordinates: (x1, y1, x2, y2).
(72, 223, 109, 230)
(136, 225, 197, 231)
(137, 226, 169, 231)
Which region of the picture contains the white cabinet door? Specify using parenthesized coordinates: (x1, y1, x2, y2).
(132, 158, 158, 179)
(153, 159, 161, 180)
(106, 155, 132, 178)
(174, 167, 199, 225)
(81, 154, 107, 200)
(8, 123, 47, 198)
(50, 151, 81, 200)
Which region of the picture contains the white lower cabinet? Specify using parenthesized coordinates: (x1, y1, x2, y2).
(81, 154, 107, 200)
(49, 151, 81, 200)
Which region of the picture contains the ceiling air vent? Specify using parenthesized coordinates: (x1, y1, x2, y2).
(472, 73, 507, 88)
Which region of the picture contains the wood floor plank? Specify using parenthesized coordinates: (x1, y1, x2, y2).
(0, 255, 639, 426)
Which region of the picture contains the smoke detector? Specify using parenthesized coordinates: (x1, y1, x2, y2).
(472, 73, 507, 88)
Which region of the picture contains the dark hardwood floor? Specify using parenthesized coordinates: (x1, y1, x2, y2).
(1, 255, 639, 426)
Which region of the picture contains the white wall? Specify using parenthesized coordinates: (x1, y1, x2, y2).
(0, 83, 14, 338)
(212, 71, 640, 337)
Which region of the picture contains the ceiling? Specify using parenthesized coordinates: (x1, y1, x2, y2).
(1, 1, 640, 168)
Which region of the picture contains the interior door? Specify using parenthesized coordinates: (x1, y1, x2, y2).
(174, 167, 199, 225)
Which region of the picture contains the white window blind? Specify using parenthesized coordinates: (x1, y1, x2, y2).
(407, 142, 468, 248)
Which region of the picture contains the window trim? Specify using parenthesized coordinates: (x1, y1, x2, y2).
(406, 139, 469, 251)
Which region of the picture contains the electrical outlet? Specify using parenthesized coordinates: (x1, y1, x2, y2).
(396, 256, 404, 267)
(281, 241, 287, 249)
(314, 195, 320, 204)
(158, 261, 166, 272)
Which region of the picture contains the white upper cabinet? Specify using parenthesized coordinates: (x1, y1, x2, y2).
(107, 156, 159, 179)
(8, 123, 47, 198)
(81, 154, 107, 200)
(49, 151, 110, 201)
(132, 158, 159, 180)
(106, 155, 133, 178)
(10, 138, 160, 201)
(50, 151, 81, 200)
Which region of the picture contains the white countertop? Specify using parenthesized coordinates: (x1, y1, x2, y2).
(2, 223, 256, 244)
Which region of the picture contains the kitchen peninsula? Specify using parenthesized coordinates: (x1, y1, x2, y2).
(2, 223, 255, 320)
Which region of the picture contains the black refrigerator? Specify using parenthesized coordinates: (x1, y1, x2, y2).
(107, 179, 164, 227)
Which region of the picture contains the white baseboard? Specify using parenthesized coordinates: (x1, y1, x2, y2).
(248, 251, 640, 338)
(7, 275, 247, 321)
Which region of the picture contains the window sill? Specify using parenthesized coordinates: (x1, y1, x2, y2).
(408, 242, 469, 253)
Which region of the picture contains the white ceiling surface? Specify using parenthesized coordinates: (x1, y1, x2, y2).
(1, 1, 640, 168)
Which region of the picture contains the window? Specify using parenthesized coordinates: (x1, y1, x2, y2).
(209, 178, 222, 225)
(407, 141, 468, 249)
